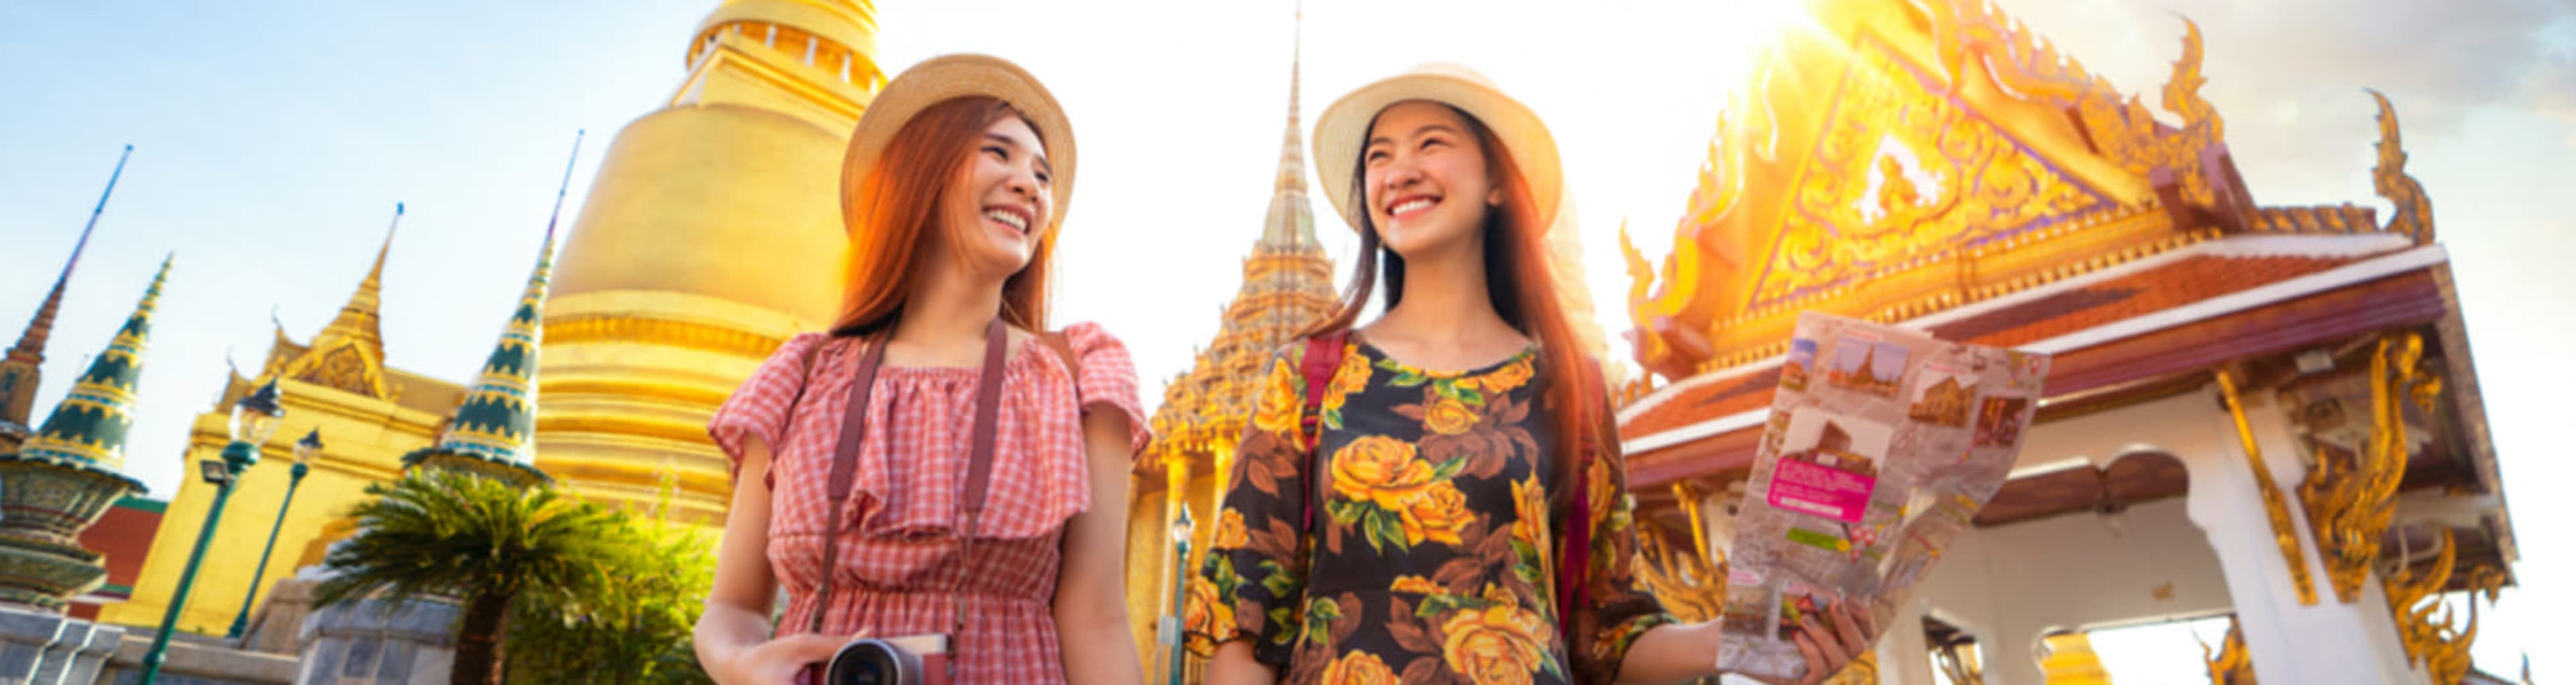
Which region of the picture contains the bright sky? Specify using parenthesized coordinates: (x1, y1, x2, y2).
(1, 1, 2568, 681)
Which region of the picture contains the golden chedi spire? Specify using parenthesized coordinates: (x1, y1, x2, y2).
(270, 205, 402, 401)
(1142, 9, 1341, 475)
(536, 0, 884, 524)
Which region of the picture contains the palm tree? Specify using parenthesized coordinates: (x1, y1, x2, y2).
(313, 470, 627, 685)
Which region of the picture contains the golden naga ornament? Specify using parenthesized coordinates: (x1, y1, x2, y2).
(1633, 518, 1727, 624)
(2382, 527, 2507, 685)
(2198, 617, 2256, 685)
(2302, 332, 2436, 604)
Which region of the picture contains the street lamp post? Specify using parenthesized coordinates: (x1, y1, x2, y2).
(138, 379, 283, 685)
(226, 427, 321, 640)
(1165, 506, 1195, 685)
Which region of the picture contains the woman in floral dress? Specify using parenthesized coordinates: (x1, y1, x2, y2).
(692, 55, 1148, 685)
(1191, 64, 1882, 685)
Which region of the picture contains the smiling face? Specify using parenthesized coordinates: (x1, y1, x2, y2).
(1361, 101, 1502, 260)
(935, 115, 1055, 276)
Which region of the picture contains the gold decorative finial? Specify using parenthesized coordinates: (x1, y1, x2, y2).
(2368, 90, 2434, 244)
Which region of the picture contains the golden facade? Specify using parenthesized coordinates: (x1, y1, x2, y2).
(99, 221, 468, 633)
(533, 0, 885, 525)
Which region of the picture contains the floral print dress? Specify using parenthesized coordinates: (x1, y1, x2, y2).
(1188, 336, 1676, 685)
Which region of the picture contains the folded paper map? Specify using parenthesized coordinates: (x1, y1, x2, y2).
(1717, 312, 2051, 680)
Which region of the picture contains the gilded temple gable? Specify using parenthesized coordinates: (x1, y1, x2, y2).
(274, 207, 405, 402)
(1624, 0, 2447, 380)
(1743, 33, 2121, 311)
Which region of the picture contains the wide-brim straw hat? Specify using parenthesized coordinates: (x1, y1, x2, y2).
(1313, 62, 1562, 235)
(841, 54, 1077, 227)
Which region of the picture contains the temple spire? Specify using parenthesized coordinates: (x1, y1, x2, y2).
(12, 254, 169, 490)
(2, 146, 131, 434)
(402, 131, 582, 486)
(318, 204, 401, 358)
(268, 203, 404, 400)
(1260, 3, 1317, 248)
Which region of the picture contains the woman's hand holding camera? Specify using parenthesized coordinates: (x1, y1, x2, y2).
(710, 633, 847, 685)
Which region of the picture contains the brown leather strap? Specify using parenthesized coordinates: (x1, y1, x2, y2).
(806, 320, 1012, 645)
(807, 329, 891, 633)
(958, 321, 1008, 524)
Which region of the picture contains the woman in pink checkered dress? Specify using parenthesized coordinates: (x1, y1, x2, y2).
(690, 55, 1148, 685)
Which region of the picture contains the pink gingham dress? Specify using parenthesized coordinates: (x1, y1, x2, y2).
(708, 322, 1150, 684)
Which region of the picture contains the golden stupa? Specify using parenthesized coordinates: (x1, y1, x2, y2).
(534, 0, 886, 525)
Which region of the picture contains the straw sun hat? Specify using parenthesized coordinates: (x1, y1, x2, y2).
(1312, 62, 1563, 235)
(841, 54, 1078, 225)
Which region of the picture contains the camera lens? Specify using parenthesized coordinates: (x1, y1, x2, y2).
(826, 640, 920, 685)
(842, 660, 888, 685)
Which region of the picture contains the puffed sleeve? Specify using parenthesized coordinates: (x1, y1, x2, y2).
(1568, 414, 1680, 684)
(1061, 322, 1152, 456)
(707, 332, 829, 491)
(1184, 344, 1316, 668)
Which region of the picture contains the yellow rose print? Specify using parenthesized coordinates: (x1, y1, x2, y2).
(1477, 357, 1536, 393)
(1440, 603, 1553, 685)
(1391, 575, 1442, 594)
(1251, 358, 1304, 434)
(1183, 576, 1232, 645)
(1510, 476, 1548, 551)
(1586, 454, 1615, 521)
(1330, 435, 1438, 510)
(1321, 650, 1400, 685)
(1425, 394, 1481, 435)
(1213, 509, 1248, 550)
(1399, 481, 1473, 546)
(1324, 344, 1373, 413)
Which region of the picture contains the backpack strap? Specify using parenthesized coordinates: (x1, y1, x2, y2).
(1297, 330, 1349, 534)
(1553, 362, 1612, 646)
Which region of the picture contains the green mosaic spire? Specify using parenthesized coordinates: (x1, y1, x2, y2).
(10, 255, 169, 491)
(403, 131, 582, 486)
(403, 230, 555, 485)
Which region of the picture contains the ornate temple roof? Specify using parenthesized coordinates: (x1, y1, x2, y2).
(1618, 0, 2436, 380)
(265, 205, 404, 402)
(1142, 14, 1340, 472)
(1611, 0, 2511, 585)
(6, 255, 169, 492)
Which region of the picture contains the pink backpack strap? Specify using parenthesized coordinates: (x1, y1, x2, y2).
(1297, 330, 1348, 535)
(1557, 449, 1594, 645)
(1554, 361, 1610, 646)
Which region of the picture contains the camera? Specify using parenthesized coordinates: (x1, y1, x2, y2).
(822, 633, 951, 685)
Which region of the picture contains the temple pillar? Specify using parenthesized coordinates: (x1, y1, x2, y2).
(2184, 384, 2422, 684)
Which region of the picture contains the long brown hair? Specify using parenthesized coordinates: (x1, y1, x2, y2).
(1305, 105, 1610, 505)
(832, 96, 1055, 336)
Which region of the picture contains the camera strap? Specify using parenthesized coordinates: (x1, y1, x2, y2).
(808, 320, 1012, 680)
